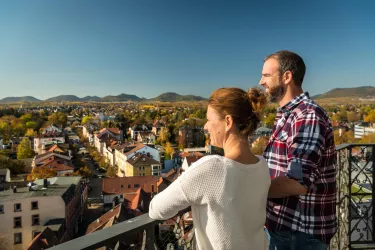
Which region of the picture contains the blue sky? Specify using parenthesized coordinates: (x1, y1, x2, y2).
(0, 0, 374, 100)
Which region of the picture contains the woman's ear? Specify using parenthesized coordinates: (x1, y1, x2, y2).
(225, 115, 234, 132)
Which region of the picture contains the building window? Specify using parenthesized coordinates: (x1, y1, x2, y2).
(0, 205, 4, 214)
(134, 184, 140, 188)
(119, 195, 123, 199)
(31, 201, 38, 210)
(32, 214, 40, 226)
(14, 232, 22, 244)
(128, 184, 131, 188)
(120, 185, 124, 189)
(14, 217, 22, 228)
(14, 203, 21, 212)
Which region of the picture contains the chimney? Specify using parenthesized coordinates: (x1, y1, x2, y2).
(43, 179, 48, 188)
(13, 186, 17, 193)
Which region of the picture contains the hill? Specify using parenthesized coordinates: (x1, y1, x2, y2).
(0, 96, 41, 103)
(313, 86, 375, 99)
(100, 93, 146, 102)
(44, 95, 82, 102)
(151, 92, 206, 102)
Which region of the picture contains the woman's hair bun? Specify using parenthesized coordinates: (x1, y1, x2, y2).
(247, 87, 267, 121)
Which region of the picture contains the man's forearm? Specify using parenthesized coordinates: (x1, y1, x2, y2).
(268, 176, 308, 198)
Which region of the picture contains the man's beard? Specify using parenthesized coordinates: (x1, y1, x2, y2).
(267, 81, 285, 103)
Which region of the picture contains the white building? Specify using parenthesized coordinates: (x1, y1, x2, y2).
(34, 135, 65, 154)
(82, 123, 99, 145)
(354, 124, 375, 139)
(0, 177, 87, 250)
(115, 143, 161, 177)
(42, 125, 62, 134)
(94, 128, 123, 155)
(0, 168, 11, 183)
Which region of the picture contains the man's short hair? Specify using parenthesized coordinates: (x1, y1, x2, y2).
(265, 50, 306, 87)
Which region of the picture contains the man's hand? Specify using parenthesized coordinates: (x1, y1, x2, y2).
(268, 176, 308, 198)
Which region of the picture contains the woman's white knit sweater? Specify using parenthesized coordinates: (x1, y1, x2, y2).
(149, 155, 270, 250)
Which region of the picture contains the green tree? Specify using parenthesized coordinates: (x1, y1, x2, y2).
(17, 138, 34, 159)
(159, 128, 171, 144)
(194, 108, 206, 119)
(25, 121, 36, 129)
(359, 133, 375, 144)
(251, 137, 269, 155)
(334, 130, 356, 145)
(0, 120, 12, 142)
(106, 166, 117, 177)
(263, 113, 276, 128)
(337, 107, 348, 122)
(20, 114, 32, 123)
(25, 129, 37, 137)
(347, 112, 359, 123)
(74, 166, 92, 179)
(0, 156, 26, 175)
(11, 119, 26, 137)
(81, 116, 92, 125)
(26, 166, 57, 181)
(164, 142, 175, 160)
(364, 110, 375, 125)
(48, 112, 67, 127)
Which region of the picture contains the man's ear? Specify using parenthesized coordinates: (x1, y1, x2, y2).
(283, 71, 293, 85)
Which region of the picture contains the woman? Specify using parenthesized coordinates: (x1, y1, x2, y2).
(149, 87, 271, 250)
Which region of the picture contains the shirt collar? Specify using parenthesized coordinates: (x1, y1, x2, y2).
(278, 92, 310, 113)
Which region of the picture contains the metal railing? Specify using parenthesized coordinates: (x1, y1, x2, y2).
(330, 144, 375, 250)
(49, 208, 194, 250)
(49, 144, 375, 250)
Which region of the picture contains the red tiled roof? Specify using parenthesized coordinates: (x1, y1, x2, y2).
(102, 176, 163, 194)
(185, 155, 204, 166)
(38, 156, 74, 172)
(138, 131, 155, 137)
(108, 128, 121, 135)
(164, 168, 175, 178)
(86, 204, 124, 234)
(47, 144, 66, 153)
(99, 128, 121, 136)
(36, 132, 64, 138)
(26, 227, 58, 250)
(123, 188, 142, 210)
(122, 142, 146, 156)
(180, 152, 190, 158)
(127, 153, 160, 167)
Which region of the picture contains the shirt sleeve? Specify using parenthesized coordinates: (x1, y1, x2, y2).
(148, 176, 190, 220)
(149, 156, 217, 220)
(287, 111, 327, 189)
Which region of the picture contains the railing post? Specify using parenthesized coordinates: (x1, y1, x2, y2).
(336, 147, 342, 250)
(145, 224, 156, 250)
(372, 145, 375, 243)
(348, 145, 352, 248)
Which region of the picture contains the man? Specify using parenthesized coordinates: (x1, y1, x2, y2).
(260, 50, 337, 249)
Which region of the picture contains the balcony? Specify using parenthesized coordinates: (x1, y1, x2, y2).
(49, 144, 375, 250)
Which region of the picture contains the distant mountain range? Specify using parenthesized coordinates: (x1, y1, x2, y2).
(312, 86, 375, 99)
(0, 92, 206, 103)
(1, 86, 374, 104)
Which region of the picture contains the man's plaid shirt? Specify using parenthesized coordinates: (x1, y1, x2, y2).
(263, 92, 337, 244)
